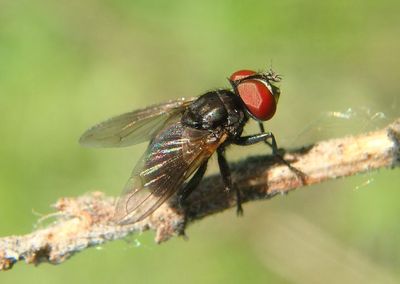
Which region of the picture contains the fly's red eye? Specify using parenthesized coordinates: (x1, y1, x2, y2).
(237, 79, 276, 121)
(230, 69, 257, 81)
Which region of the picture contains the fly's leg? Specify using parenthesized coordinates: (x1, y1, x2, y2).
(234, 132, 278, 154)
(217, 147, 243, 216)
(178, 160, 208, 207)
(235, 124, 306, 182)
(258, 122, 279, 154)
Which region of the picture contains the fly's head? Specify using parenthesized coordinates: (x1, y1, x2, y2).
(229, 69, 281, 121)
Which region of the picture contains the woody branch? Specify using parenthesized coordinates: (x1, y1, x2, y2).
(0, 119, 399, 271)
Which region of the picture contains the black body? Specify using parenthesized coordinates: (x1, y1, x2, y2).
(177, 89, 279, 214)
(182, 90, 247, 139)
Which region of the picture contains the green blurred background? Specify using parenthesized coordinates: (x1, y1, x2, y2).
(1, 0, 399, 283)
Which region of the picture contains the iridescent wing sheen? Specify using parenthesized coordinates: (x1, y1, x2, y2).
(79, 97, 196, 148)
(114, 116, 228, 225)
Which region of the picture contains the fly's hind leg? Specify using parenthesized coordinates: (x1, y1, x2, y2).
(178, 160, 208, 207)
(217, 147, 243, 216)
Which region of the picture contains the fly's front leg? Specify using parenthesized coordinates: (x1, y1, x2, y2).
(234, 132, 284, 165)
(258, 122, 279, 154)
(178, 160, 208, 207)
(217, 147, 243, 216)
(234, 132, 279, 155)
(235, 125, 307, 183)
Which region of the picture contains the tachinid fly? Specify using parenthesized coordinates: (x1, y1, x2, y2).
(79, 69, 282, 225)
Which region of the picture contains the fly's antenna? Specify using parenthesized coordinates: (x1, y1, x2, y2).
(265, 68, 282, 83)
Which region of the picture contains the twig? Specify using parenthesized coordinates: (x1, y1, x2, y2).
(0, 119, 399, 271)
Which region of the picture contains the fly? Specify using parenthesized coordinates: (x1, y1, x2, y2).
(79, 69, 282, 225)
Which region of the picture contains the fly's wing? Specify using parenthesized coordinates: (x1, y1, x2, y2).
(114, 116, 228, 225)
(79, 97, 196, 148)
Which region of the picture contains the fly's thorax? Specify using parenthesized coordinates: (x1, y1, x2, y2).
(182, 91, 227, 130)
(217, 90, 247, 138)
(181, 90, 246, 136)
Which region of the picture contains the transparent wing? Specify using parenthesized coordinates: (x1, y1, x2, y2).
(79, 97, 196, 148)
(114, 116, 228, 225)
